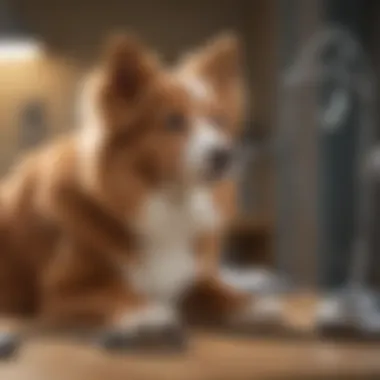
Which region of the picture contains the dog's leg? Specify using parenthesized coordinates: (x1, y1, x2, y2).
(40, 239, 184, 350)
(180, 179, 283, 333)
(41, 288, 184, 350)
(181, 276, 282, 332)
(182, 230, 282, 334)
(100, 300, 185, 351)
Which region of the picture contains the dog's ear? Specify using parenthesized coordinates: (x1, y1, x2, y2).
(178, 32, 248, 131)
(103, 32, 159, 100)
(179, 32, 243, 90)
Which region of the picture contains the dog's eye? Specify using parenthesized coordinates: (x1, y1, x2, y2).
(165, 113, 186, 132)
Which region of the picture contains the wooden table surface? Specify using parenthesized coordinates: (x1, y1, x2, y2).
(0, 294, 379, 380)
(0, 334, 380, 380)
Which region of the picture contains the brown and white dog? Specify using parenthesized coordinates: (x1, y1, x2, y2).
(0, 32, 279, 347)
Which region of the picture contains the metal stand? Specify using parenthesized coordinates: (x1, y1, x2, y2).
(277, 22, 380, 339)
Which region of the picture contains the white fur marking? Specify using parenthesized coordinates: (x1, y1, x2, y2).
(231, 296, 283, 325)
(117, 303, 178, 333)
(185, 118, 229, 178)
(129, 188, 221, 301)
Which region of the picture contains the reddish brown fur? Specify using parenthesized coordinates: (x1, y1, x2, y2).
(0, 32, 252, 331)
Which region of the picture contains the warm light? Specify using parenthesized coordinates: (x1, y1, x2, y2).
(0, 38, 43, 61)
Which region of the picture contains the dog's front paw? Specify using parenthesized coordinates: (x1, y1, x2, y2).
(97, 303, 187, 351)
(228, 296, 284, 335)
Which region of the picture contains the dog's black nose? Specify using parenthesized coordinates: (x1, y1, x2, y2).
(209, 147, 232, 175)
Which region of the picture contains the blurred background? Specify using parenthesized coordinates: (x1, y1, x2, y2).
(2, 0, 380, 378)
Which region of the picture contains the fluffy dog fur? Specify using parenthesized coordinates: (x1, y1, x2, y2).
(0, 32, 277, 340)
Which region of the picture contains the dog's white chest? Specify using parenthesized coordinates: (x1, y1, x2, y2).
(130, 188, 221, 301)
